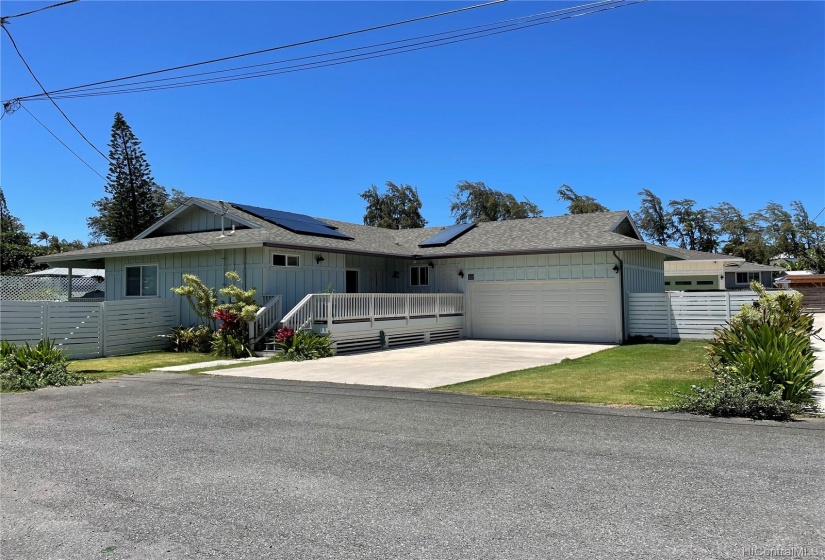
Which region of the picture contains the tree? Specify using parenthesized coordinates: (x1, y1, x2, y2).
(556, 184, 608, 214)
(360, 181, 427, 229)
(450, 180, 542, 223)
(88, 112, 168, 243)
(668, 199, 719, 252)
(0, 187, 41, 274)
(633, 189, 671, 246)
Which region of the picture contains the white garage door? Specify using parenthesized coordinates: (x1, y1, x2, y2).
(469, 280, 620, 343)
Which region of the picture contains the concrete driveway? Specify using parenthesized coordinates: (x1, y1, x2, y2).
(209, 340, 613, 388)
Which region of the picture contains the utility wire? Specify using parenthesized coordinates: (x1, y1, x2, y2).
(1, 25, 109, 160)
(23, 0, 644, 101)
(12, 0, 507, 102)
(34, 0, 623, 98)
(0, 0, 78, 21)
(20, 103, 106, 180)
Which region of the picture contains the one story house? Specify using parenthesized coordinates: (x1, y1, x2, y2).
(36, 198, 682, 346)
(662, 247, 782, 291)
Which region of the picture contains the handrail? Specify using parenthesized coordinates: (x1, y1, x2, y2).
(248, 295, 283, 344)
(280, 293, 318, 332)
(278, 293, 465, 334)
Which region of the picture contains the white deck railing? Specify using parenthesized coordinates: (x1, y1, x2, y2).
(280, 293, 465, 332)
(248, 295, 283, 343)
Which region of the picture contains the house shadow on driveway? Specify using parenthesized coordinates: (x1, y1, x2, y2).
(205, 340, 614, 389)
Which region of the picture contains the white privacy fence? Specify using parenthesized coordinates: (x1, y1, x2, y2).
(628, 291, 760, 340)
(0, 299, 179, 359)
(1, 275, 104, 301)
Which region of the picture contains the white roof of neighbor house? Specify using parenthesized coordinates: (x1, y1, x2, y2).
(26, 268, 105, 278)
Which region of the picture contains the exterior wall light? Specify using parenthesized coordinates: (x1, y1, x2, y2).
(458, 270, 464, 278)
(315, 255, 325, 264)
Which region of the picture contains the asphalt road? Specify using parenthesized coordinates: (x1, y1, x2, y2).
(2, 373, 823, 560)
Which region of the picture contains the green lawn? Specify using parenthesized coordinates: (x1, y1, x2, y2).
(437, 341, 712, 407)
(68, 351, 224, 381)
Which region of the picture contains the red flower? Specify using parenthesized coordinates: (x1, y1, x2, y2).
(275, 327, 295, 343)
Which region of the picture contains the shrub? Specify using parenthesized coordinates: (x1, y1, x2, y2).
(709, 322, 819, 404)
(708, 281, 821, 405)
(275, 329, 333, 361)
(667, 374, 802, 421)
(169, 325, 214, 353)
(211, 332, 252, 359)
(0, 339, 85, 392)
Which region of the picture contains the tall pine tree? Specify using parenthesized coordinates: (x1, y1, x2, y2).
(88, 113, 167, 243)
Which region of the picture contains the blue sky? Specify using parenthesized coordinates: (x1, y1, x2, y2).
(1, 1, 823, 242)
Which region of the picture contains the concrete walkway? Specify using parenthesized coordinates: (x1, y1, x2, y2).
(811, 313, 825, 412)
(152, 356, 267, 372)
(207, 340, 613, 389)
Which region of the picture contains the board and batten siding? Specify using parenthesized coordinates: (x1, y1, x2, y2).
(618, 249, 665, 294)
(151, 206, 248, 236)
(106, 248, 266, 327)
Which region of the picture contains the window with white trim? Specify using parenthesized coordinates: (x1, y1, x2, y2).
(410, 266, 429, 286)
(125, 265, 158, 297)
(272, 254, 300, 267)
(735, 272, 759, 285)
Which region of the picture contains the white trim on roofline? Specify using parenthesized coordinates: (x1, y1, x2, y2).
(133, 198, 262, 240)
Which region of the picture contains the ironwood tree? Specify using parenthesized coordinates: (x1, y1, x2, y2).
(450, 180, 542, 223)
(360, 181, 427, 229)
(557, 184, 608, 214)
(88, 112, 168, 243)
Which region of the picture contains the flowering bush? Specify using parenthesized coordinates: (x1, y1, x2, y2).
(213, 309, 242, 334)
(275, 327, 295, 344)
(212, 309, 251, 358)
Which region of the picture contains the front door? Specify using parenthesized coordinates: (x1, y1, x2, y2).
(345, 270, 359, 293)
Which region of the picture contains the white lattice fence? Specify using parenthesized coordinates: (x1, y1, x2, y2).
(0, 299, 178, 359)
(628, 291, 760, 339)
(0, 276, 104, 301)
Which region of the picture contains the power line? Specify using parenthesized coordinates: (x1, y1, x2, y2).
(20, 104, 106, 180)
(12, 0, 507, 102)
(32, 0, 625, 99)
(0, 0, 78, 21)
(1, 24, 109, 160)
(21, 0, 644, 101)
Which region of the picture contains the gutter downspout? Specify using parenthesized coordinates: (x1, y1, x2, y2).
(612, 251, 625, 343)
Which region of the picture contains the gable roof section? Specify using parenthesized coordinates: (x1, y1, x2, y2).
(135, 198, 264, 239)
(660, 247, 744, 262)
(36, 205, 654, 265)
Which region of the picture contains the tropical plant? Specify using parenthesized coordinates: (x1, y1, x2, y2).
(168, 325, 214, 353)
(0, 339, 85, 391)
(170, 274, 219, 330)
(211, 332, 252, 359)
(274, 328, 333, 361)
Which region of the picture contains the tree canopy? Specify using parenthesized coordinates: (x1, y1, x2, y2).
(360, 181, 427, 229)
(556, 184, 608, 214)
(450, 180, 542, 223)
(88, 112, 169, 243)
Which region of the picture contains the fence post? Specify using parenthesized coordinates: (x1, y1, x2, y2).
(100, 302, 106, 357)
(725, 292, 732, 319)
(435, 294, 440, 323)
(369, 295, 374, 328)
(43, 301, 51, 342)
(405, 294, 410, 325)
(327, 294, 333, 334)
(666, 293, 673, 339)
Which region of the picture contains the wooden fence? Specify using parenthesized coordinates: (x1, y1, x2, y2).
(628, 291, 760, 339)
(0, 299, 179, 359)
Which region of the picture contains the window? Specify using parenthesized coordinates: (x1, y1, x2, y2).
(664, 281, 671, 286)
(675, 281, 692, 286)
(272, 254, 299, 267)
(410, 266, 429, 286)
(735, 272, 759, 285)
(696, 280, 714, 286)
(125, 265, 158, 297)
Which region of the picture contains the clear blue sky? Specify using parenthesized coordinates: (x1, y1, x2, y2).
(2, 1, 823, 242)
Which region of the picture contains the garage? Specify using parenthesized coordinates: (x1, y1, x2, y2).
(468, 280, 621, 343)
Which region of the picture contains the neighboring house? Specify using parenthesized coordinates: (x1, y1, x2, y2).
(35, 198, 682, 345)
(26, 267, 105, 279)
(774, 273, 825, 311)
(663, 247, 782, 291)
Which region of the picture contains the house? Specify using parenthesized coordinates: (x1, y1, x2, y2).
(774, 272, 825, 312)
(35, 198, 682, 348)
(662, 248, 782, 291)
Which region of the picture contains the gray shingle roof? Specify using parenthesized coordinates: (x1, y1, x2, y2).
(723, 261, 784, 272)
(38, 201, 648, 264)
(661, 247, 743, 261)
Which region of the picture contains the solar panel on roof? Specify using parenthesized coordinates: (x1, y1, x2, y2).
(230, 202, 353, 240)
(418, 223, 476, 247)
